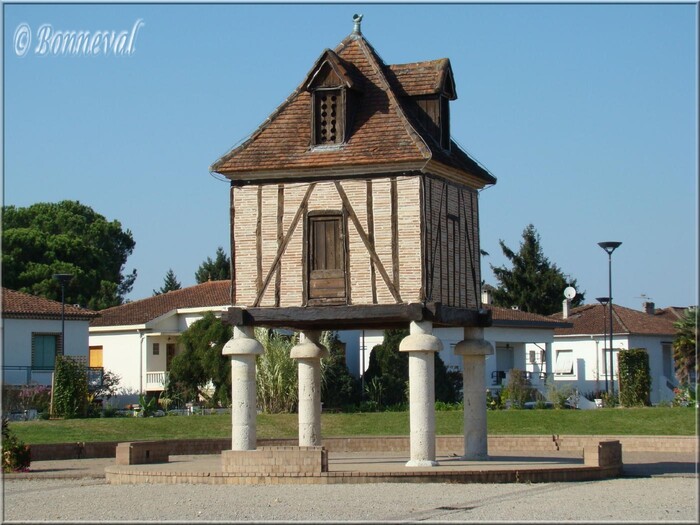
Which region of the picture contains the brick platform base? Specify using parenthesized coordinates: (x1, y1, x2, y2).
(221, 446, 328, 475)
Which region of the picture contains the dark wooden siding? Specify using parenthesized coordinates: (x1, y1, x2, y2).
(424, 175, 481, 308)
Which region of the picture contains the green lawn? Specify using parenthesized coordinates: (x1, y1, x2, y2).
(8, 407, 696, 445)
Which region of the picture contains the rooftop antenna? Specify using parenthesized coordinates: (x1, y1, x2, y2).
(353, 13, 363, 35)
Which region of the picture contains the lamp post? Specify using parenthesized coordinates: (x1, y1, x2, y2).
(53, 274, 73, 356)
(597, 242, 621, 398)
(596, 296, 610, 395)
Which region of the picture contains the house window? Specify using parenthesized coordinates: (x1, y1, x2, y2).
(313, 89, 344, 145)
(89, 346, 103, 368)
(153, 343, 160, 355)
(307, 213, 346, 304)
(32, 333, 61, 370)
(554, 350, 574, 376)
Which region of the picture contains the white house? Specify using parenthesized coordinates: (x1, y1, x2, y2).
(2, 287, 99, 386)
(88, 280, 231, 398)
(342, 305, 570, 394)
(548, 301, 681, 404)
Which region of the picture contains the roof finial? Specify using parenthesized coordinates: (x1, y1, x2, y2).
(352, 13, 363, 35)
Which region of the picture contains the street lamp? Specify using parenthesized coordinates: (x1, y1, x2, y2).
(596, 296, 610, 395)
(598, 241, 622, 398)
(53, 273, 73, 357)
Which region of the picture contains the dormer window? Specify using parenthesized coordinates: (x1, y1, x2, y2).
(303, 49, 363, 148)
(314, 89, 345, 145)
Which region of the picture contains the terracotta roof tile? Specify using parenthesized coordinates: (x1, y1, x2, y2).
(211, 32, 494, 186)
(1, 288, 99, 320)
(551, 303, 677, 337)
(487, 305, 570, 328)
(386, 59, 454, 98)
(90, 281, 231, 327)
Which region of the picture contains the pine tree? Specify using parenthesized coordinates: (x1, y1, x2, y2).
(195, 247, 231, 283)
(153, 269, 181, 296)
(490, 224, 584, 315)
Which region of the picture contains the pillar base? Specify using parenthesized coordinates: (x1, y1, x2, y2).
(405, 459, 439, 467)
(460, 453, 489, 461)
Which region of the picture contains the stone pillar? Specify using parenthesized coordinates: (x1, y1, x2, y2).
(454, 327, 494, 460)
(222, 326, 264, 451)
(290, 331, 329, 447)
(399, 321, 442, 467)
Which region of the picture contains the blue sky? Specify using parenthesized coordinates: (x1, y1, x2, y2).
(3, 3, 697, 311)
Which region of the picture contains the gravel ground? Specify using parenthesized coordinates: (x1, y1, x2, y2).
(3, 476, 699, 522)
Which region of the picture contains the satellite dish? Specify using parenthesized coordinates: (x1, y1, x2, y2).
(564, 286, 577, 300)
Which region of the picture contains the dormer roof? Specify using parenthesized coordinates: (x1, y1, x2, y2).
(302, 49, 363, 92)
(386, 58, 456, 100)
(211, 31, 495, 188)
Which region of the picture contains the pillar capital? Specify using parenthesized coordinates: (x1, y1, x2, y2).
(454, 338, 493, 356)
(290, 331, 329, 360)
(222, 326, 264, 356)
(399, 321, 442, 353)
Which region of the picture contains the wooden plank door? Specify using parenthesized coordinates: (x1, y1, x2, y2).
(308, 214, 346, 303)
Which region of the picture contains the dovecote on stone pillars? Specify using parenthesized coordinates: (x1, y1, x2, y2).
(214, 16, 498, 465)
(212, 23, 496, 333)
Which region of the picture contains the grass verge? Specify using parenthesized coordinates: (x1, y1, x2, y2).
(8, 407, 696, 445)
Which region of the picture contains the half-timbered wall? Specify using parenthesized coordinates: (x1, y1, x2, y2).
(231, 176, 423, 308)
(423, 175, 481, 309)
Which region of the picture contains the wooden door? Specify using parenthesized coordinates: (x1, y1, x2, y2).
(308, 214, 346, 303)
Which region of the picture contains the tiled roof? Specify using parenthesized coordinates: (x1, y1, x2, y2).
(1, 288, 99, 320)
(90, 281, 231, 327)
(488, 305, 570, 329)
(211, 32, 495, 187)
(386, 59, 454, 98)
(551, 303, 677, 337)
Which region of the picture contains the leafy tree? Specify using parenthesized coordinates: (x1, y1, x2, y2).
(673, 307, 697, 386)
(168, 312, 232, 406)
(2, 200, 136, 309)
(321, 332, 361, 409)
(195, 247, 231, 283)
(153, 269, 182, 296)
(490, 224, 584, 315)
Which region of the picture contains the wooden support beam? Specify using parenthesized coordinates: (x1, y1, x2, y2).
(223, 303, 492, 330)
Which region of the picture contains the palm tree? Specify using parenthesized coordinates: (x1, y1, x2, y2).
(672, 307, 697, 386)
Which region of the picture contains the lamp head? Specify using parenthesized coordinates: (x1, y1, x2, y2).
(598, 241, 622, 255)
(53, 273, 73, 286)
(596, 296, 610, 306)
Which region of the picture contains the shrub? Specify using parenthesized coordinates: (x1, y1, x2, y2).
(255, 328, 298, 413)
(1, 416, 30, 472)
(547, 383, 575, 409)
(53, 356, 88, 418)
(618, 348, 651, 407)
(501, 369, 537, 408)
(321, 331, 361, 410)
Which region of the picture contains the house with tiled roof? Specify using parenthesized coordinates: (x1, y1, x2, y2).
(344, 292, 571, 393)
(88, 280, 231, 397)
(2, 287, 99, 386)
(549, 301, 681, 404)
